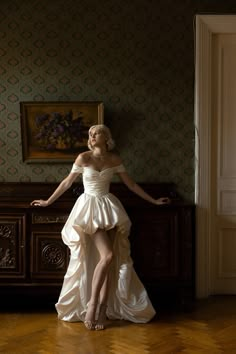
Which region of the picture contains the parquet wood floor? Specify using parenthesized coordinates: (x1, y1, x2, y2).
(1, 296, 236, 354)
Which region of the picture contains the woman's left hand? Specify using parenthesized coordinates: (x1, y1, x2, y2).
(30, 199, 49, 207)
(155, 197, 171, 205)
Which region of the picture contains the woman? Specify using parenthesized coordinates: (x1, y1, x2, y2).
(31, 124, 170, 330)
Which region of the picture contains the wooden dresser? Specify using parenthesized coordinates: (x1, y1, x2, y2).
(0, 182, 195, 310)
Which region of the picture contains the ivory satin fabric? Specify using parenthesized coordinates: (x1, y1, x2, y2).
(55, 164, 156, 323)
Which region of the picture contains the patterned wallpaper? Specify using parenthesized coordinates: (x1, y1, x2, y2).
(1, 0, 236, 201)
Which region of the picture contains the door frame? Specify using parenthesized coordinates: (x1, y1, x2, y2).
(195, 15, 236, 298)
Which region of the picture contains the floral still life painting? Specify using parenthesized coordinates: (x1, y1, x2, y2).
(20, 101, 104, 163)
(35, 110, 87, 151)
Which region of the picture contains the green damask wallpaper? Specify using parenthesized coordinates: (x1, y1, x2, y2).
(1, 0, 236, 201)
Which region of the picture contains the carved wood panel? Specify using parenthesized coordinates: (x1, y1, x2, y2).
(0, 214, 26, 279)
(31, 232, 69, 281)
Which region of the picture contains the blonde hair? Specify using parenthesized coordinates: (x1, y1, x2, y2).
(88, 124, 115, 151)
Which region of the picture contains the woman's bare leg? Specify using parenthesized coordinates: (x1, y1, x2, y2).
(84, 229, 113, 330)
(95, 274, 109, 330)
(99, 273, 109, 305)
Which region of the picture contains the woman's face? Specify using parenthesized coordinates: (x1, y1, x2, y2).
(89, 128, 107, 148)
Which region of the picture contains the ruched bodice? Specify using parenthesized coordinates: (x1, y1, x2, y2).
(83, 167, 114, 197)
(55, 162, 156, 324)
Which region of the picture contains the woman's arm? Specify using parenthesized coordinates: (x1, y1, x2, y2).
(31, 172, 79, 207)
(118, 171, 170, 205)
(31, 154, 86, 207)
(31, 168, 82, 207)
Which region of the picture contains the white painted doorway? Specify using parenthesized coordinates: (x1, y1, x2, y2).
(195, 15, 236, 298)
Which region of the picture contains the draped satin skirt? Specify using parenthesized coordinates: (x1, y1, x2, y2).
(55, 192, 156, 323)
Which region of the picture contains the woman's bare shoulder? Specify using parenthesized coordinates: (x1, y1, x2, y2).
(75, 151, 91, 166)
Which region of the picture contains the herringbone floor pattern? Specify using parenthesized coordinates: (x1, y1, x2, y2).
(1, 296, 236, 354)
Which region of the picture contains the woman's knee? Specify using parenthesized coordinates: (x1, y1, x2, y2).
(101, 251, 113, 266)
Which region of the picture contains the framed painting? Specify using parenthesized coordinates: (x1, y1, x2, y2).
(20, 101, 104, 163)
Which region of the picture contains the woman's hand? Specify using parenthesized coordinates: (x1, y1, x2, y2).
(155, 197, 171, 205)
(30, 199, 49, 207)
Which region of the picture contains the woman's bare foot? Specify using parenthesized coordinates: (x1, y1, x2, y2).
(84, 302, 97, 330)
(95, 303, 107, 330)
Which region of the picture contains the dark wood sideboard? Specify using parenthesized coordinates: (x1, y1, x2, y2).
(0, 182, 195, 310)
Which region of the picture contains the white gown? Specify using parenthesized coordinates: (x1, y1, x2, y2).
(55, 163, 156, 323)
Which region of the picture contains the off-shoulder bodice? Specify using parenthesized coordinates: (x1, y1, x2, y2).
(71, 164, 125, 197)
